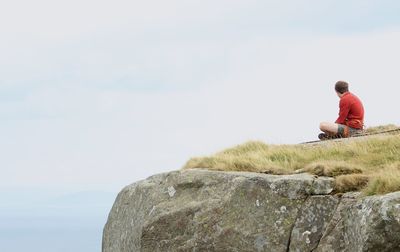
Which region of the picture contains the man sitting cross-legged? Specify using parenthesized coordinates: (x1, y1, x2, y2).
(319, 81, 364, 140)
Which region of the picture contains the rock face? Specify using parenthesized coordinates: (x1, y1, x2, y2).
(315, 192, 400, 252)
(103, 169, 400, 252)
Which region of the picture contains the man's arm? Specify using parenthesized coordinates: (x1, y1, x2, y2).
(335, 99, 350, 124)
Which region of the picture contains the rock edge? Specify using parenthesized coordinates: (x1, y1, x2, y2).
(103, 169, 400, 252)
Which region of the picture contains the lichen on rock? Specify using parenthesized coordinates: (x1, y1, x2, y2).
(102, 169, 400, 252)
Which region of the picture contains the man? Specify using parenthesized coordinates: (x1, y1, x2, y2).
(319, 81, 364, 140)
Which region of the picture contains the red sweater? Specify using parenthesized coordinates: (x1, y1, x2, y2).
(335, 92, 364, 129)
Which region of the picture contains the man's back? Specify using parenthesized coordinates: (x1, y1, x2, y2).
(335, 92, 364, 129)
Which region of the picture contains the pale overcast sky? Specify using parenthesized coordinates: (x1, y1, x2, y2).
(1, 0, 400, 191)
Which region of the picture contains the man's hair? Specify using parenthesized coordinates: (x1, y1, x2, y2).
(335, 81, 349, 94)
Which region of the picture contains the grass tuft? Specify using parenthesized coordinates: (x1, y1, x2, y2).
(301, 161, 363, 177)
(363, 163, 400, 195)
(334, 174, 370, 193)
(183, 125, 400, 195)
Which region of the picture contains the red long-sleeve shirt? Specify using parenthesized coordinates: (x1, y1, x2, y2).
(335, 92, 364, 129)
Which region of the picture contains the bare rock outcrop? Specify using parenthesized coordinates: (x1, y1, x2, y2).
(102, 169, 400, 252)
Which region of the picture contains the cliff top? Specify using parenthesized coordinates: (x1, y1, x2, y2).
(183, 125, 400, 195)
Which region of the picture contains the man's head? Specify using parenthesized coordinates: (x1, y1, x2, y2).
(335, 81, 349, 97)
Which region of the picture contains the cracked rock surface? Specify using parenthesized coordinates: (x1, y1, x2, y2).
(102, 169, 400, 252)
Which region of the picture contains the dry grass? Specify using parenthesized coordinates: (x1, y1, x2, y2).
(299, 161, 363, 177)
(183, 125, 400, 195)
(363, 163, 400, 196)
(364, 124, 399, 134)
(334, 174, 370, 193)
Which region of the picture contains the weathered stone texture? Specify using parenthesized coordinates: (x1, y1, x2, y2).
(315, 192, 400, 252)
(103, 169, 400, 252)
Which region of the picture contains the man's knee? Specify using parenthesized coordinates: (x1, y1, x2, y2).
(320, 122, 338, 134)
(319, 122, 328, 131)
